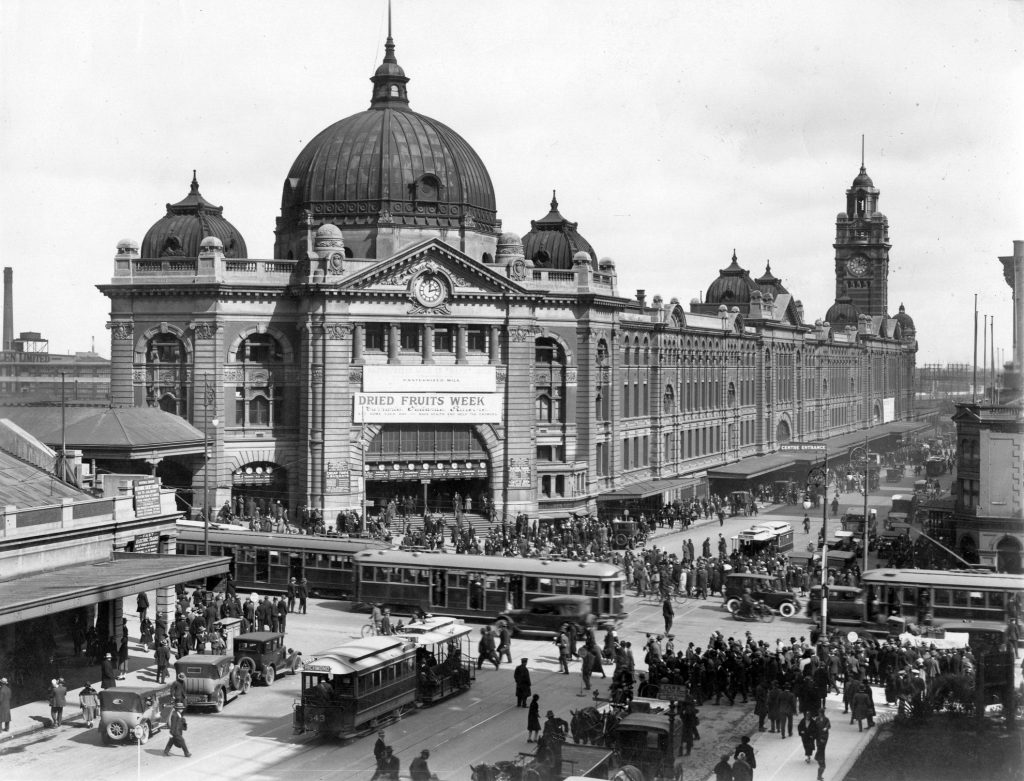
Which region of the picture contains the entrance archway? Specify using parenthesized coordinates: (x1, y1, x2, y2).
(996, 536, 1022, 574)
(231, 461, 289, 516)
(958, 534, 979, 565)
(775, 418, 792, 444)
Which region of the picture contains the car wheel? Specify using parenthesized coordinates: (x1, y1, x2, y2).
(779, 602, 797, 618)
(726, 598, 740, 613)
(136, 720, 151, 744)
(105, 718, 129, 743)
(264, 664, 276, 686)
(214, 687, 226, 713)
(238, 655, 257, 681)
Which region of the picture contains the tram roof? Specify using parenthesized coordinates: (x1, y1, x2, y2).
(861, 568, 1024, 590)
(302, 636, 415, 675)
(395, 615, 463, 635)
(176, 521, 391, 553)
(397, 625, 473, 647)
(354, 549, 624, 577)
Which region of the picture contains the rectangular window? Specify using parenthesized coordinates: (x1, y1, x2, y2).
(642, 435, 649, 465)
(467, 326, 487, 352)
(623, 384, 630, 417)
(555, 475, 565, 496)
(633, 437, 640, 467)
(365, 323, 385, 351)
(622, 439, 630, 470)
(434, 327, 453, 352)
(541, 475, 551, 497)
(400, 324, 419, 350)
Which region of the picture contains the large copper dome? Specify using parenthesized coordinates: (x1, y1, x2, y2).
(277, 34, 497, 246)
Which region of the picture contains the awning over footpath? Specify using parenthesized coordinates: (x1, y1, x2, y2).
(598, 474, 705, 500)
(706, 452, 799, 481)
(0, 552, 229, 627)
(819, 420, 932, 458)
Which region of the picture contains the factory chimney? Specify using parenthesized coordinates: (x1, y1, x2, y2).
(2, 267, 12, 351)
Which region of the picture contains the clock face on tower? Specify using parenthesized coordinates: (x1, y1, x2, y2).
(845, 256, 869, 277)
(413, 272, 447, 307)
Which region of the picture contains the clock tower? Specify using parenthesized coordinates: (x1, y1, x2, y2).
(833, 159, 891, 318)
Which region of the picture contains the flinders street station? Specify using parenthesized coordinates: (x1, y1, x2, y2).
(99, 28, 919, 524)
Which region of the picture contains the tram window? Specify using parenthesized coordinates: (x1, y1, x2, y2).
(934, 588, 950, 606)
(328, 556, 343, 569)
(567, 580, 584, 595)
(988, 592, 1004, 610)
(951, 590, 968, 607)
(379, 568, 393, 582)
(372, 671, 381, 687)
(490, 576, 506, 591)
(538, 578, 553, 594)
(583, 581, 598, 596)
(485, 578, 499, 590)
(970, 591, 984, 609)
(403, 569, 419, 585)
(268, 550, 281, 565)
(418, 569, 430, 584)
(525, 577, 539, 592)
(900, 587, 916, 607)
(449, 572, 468, 588)
(237, 547, 255, 563)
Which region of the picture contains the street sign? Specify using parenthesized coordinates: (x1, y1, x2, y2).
(779, 443, 827, 452)
(657, 683, 690, 701)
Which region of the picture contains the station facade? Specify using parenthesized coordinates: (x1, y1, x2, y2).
(99, 30, 918, 524)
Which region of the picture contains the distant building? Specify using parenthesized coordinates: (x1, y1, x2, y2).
(0, 331, 110, 403)
(98, 26, 919, 522)
(950, 241, 1024, 572)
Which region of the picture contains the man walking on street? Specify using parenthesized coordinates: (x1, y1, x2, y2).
(286, 578, 297, 613)
(514, 658, 532, 707)
(163, 701, 191, 757)
(663, 598, 675, 635)
(814, 711, 831, 780)
(298, 577, 309, 614)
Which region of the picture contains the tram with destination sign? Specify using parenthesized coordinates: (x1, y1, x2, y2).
(175, 521, 390, 598)
(352, 549, 628, 624)
(292, 623, 474, 738)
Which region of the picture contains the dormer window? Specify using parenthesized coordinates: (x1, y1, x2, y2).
(413, 174, 443, 204)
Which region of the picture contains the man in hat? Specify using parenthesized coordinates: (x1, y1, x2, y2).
(170, 672, 187, 704)
(373, 730, 387, 767)
(101, 653, 118, 689)
(286, 577, 297, 613)
(409, 749, 432, 781)
(163, 701, 191, 757)
(48, 678, 67, 727)
(497, 620, 513, 664)
(514, 658, 532, 707)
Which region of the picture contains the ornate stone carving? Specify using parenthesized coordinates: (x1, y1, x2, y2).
(324, 323, 351, 340)
(379, 258, 441, 287)
(222, 368, 242, 383)
(106, 321, 133, 340)
(378, 207, 394, 225)
(348, 367, 363, 383)
(508, 457, 533, 489)
(132, 369, 145, 383)
(495, 368, 507, 383)
(509, 325, 539, 343)
(509, 259, 527, 281)
(190, 321, 217, 340)
(565, 368, 578, 383)
(311, 365, 324, 382)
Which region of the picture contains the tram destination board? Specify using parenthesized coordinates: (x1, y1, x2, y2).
(133, 478, 162, 517)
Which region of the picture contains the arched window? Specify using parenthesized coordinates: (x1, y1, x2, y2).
(535, 337, 565, 424)
(663, 384, 675, 413)
(145, 333, 188, 417)
(234, 333, 286, 428)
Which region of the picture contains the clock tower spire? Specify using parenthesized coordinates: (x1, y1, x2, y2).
(833, 139, 891, 317)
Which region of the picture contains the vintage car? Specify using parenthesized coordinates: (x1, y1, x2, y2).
(722, 572, 799, 617)
(805, 584, 863, 623)
(611, 711, 682, 781)
(496, 595, 600, 637)
(173, 653, 249, 711)
(98, 684, 173, 745)
(233, 631, 292, 685)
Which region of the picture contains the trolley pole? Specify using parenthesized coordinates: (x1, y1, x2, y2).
(798, 447, 829, 639)
(850, 435, 872, 574)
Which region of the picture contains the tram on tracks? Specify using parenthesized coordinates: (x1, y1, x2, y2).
(352, 549, 627, 624)
(175, 521, 390, 598)
(293, 621, 474, 738)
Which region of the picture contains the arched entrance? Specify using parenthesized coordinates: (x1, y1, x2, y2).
(958, 534, 979, 565)
(364, 424, 492, 521)
(996, 536, 1022, 574)
(231, 461, 289, 516)
(775, 418, 792, 444)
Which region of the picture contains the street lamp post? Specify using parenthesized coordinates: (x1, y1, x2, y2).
(804, 459, 830, 639)
(202, 374, 218, 556)
(849, 434, 872, 574)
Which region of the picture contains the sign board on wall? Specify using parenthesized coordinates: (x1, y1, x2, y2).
(133, 531, 160, 554)
(353, 393, 502, 423)
(133, 478, 162, 517)
(882, 397, 895, 423)
(362, 365, 496, 393)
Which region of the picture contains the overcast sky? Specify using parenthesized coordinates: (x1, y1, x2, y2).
(1, 0, 1021, 366)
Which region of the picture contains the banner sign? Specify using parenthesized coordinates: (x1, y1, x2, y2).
(362, 365, 496, 393)
(133, 478, 162, 517)
(882, 397, 895, 423)
(353, 392, 502, 423)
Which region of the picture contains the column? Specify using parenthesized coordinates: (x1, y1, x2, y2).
(422, 324, 434, 364)
(489, 326, 501, 364)
(388, 324, 400, 363)
(353, 324, 364, 363)
(455, 325, 467, 364)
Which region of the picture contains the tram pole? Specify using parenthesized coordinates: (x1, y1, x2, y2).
(804, 456, 829, 639)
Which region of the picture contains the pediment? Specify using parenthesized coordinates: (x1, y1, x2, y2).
(340, 239, 529, 299)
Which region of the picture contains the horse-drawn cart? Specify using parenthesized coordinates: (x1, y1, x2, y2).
(471, 743, 615, 781)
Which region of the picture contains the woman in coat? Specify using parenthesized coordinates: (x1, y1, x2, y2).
(526, 694, 541, 743)
(78, 684, 99, 728)
(766, 680, 781, 733)
(850, 683, 876, 731)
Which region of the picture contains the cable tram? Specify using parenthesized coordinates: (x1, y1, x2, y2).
(395, 615, 475, 705)
(293, 636, 419, 739)
(353, 549, 627, 624)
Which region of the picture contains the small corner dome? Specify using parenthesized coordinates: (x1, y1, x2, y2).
(315, 223, 344, 239)
(141, 173, 247, 259)
(599, 257, 616, 270)
(313, 223, 345, 251)
(199, 236, 223, 250)
(718, 304, 728, 313)
(852, 165, 874, 188)
(730, 306, 740, 313)
(496, 232, 524, 260)
(572, 250, 592, 265)
(116, 238, 139, 253)
(895, 303, 916, 334)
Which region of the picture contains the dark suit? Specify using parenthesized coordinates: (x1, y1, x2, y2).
(513, 663, 532, 706)
(163, 709, 190, 756)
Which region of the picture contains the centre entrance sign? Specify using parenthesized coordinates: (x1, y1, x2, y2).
(778, 443, 827, 452)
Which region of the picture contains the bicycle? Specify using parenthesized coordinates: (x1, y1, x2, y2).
(360, 622, 379, 638)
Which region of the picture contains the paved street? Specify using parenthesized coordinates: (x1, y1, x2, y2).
(0, 471, 941, 780)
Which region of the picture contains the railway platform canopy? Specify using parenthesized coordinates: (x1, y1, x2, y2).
(0, 551, 229, 628)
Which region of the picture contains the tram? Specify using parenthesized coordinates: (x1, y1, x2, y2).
(293, 623, 474, 738)
(175, 521, 390, 598)
(353, 549, 627, 624)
